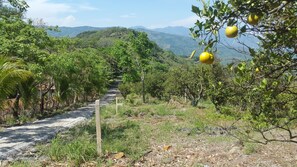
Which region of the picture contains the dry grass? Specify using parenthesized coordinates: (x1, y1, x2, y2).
(9, 100, 297, 167)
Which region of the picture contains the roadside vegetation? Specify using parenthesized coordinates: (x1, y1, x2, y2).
(10, 97, 297, 166)
(10, 97, 233, 166)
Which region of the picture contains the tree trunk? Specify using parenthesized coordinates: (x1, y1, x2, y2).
(40, 93, 45, 115)
(40, 84, 54, 115)
(73, 92, 77, 104)
(191, 99, 198, 107)
(12, 92, 20, 120)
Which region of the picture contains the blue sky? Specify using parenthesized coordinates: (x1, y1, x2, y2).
(25, 0, 200, 28)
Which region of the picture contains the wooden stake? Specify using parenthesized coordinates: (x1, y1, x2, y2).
(116, 97, 123, 115)
(95, 100, 102, 156)
(116, 97, 118, 115)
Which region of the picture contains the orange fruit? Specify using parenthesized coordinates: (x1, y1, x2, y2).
(199, 52, 214, 64)
(225, 26, 238, 38)
(247, 14, 260, 25)
(255, 67, 260, 72)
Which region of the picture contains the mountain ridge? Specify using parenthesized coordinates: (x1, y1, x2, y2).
(47, 26, 252, 63)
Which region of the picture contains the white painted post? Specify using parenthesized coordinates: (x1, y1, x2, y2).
(95, 100, 102, 156)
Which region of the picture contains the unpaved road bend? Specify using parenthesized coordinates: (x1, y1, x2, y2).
(0, 86, 120, 161)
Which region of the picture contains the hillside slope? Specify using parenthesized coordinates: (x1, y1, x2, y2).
(47, 26, 251, 63)
(75, 27, 185, 66)
(47, 26, 105, 37)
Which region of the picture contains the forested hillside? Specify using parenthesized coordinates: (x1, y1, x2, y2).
(47, 26, 105, 37)
(48, 26, 250, 62)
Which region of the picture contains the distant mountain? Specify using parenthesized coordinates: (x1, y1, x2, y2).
(47, 26, 105, 37)
(134, 28, 203, 57)
(150, 26, 258, 49)
(134, 28, 251, 63)
(47, 26, 253, 63)
(152, 26, 191, 37)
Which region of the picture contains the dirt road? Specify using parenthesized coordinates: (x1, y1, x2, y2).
(0, 86, 120, 161)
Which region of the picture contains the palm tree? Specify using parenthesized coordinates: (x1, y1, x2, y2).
(0, 55, 32, 119)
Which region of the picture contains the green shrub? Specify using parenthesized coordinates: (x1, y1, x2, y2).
(126, 93, 142, 106)
(243, 142, 259, 155)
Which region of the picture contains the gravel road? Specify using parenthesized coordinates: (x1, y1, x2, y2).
(0, 86, 120, 161)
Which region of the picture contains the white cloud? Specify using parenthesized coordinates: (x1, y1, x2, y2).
(79, 5, 98, 11)
(120, 13, 136, 18)
(26, 0, 75, 17)
(34, 15, 76, 27)
(63, 15, 76, 26)
(25, 0, 78, 26)
(147, 15, 200, 29)
(171, 15, 198, 27)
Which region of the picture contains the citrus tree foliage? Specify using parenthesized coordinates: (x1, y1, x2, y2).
(111, 32, 159, 103)
(191, 0, 297, 143)
(47, 48, 112, 102)
(145, 70, 168, 100)
(0, 18, 54, 63)
(164, 63, 211, 106)
(111, 32, 154, 82)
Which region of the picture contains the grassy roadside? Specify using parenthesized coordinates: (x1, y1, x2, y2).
(9, 98, 240, 167)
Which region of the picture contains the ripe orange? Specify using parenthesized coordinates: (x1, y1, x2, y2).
(225, 26, 238, 38)
(205, 57, 214, 64)
(247, 14, 260, 25)
(199, 52, 214, 64)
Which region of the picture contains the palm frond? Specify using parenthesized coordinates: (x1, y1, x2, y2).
(0, 56, 32, 101)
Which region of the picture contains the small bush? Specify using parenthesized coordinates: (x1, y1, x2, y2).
(243, 142, 259, 155)
(154, 104, 172, 116)
(126, 93, 142, 106)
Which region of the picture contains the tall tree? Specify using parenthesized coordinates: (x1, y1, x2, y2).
(164, 63, 213, 106)
(128, 32, 154, 103)
(111, 32, 154, 103)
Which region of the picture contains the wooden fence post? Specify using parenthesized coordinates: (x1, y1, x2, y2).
(95, 100, 102, 156)
(116, 97, 118, 115)
(116, 97, 123, 115)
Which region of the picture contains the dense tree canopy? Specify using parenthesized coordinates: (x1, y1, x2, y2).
(0, 0, 114, 121)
